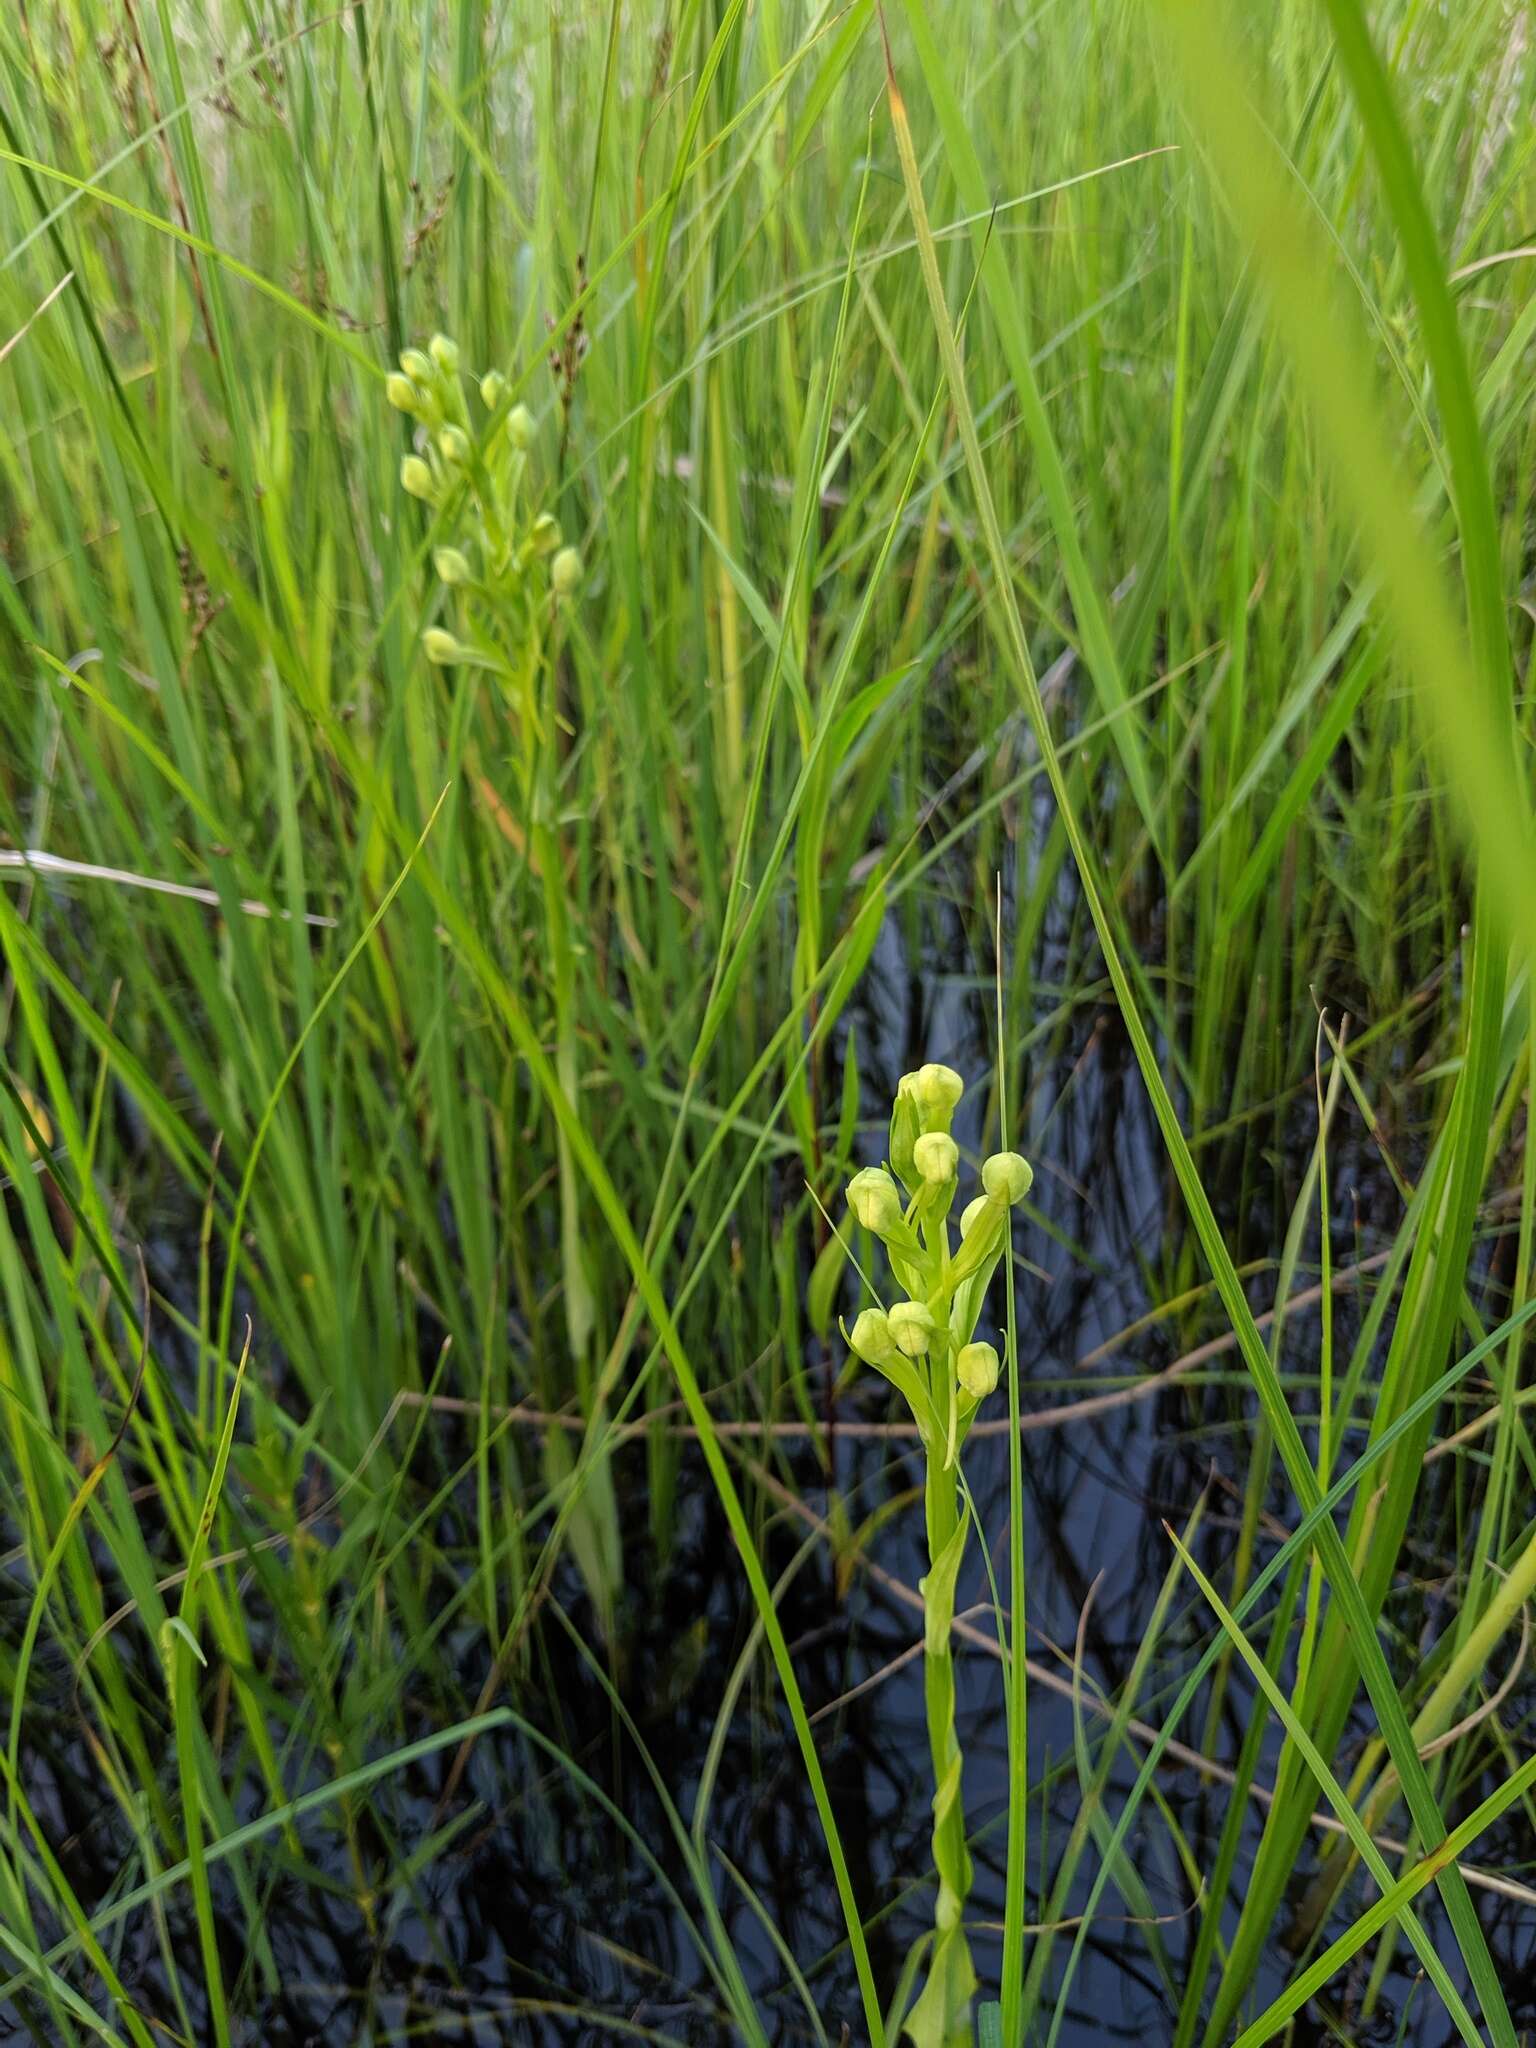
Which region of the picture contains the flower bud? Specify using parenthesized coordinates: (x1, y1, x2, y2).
(847, 1166, 903, 1235)
(960, 1195, 989, 1237)
(507, 402, 534, 450)
(888, 1301, 936, 1357)
(480, 369, 506, 410)
(399, 348, 434, 383)
(889, 1089, 919, 1192)
(982, 1151, 1033, 1205)
(913, 1132, 959, 1185)
(898, 1062, 964, 1131)
(400, 455, 436, 500)
(428, 332, 459, 373)
(848, 1308, 898, 1366)
(433, 546, 473, 586)
(551, 545, 582, 596)
(421, 627, 465, 665)
(956, 1340, 1000, 1400)
(385, 372, 419, 413)
(437, 425, 471, 466)
(529, 511, 561, 556)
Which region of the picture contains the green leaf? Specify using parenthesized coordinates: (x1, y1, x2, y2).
(807, 1227, 851, 1338)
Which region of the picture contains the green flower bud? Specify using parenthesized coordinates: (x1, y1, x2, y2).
(421, 627, 465, 665)
(433, 546, 473, 586)
(888, 1300, 936, 1358)
(551, 545, 582, 596)
(913, 1131, 959, 1185)
(960, 1195, 989, 1237)
(982, 1151, 1033, 1205)
(399, 348, 434, 383)
(507, 402, 534, 449)
(848, 1307, 898, 1366)
(480, 369, 506, 410)
(956, 1340, 1000, 1400)
(437, 425, 471, 466)
(847, 1166, 903, 1235)
(400, 455, 436, 500)
(386, 372, 419, 413)
(428, 332, 460, 373)
(529, 511, 561, 556)
(889, 1088, 920, 1192)
(898, 1062, 965, 1132)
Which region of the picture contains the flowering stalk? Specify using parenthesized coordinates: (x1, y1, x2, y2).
(387, 339, 581, 720)
(387, 340, 617, 1614)
(843, 1066, 1032, 2048)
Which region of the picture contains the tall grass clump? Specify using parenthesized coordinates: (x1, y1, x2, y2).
(0, 0, 1533, 2042)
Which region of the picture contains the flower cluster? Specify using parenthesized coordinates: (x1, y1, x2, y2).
(842, 1063, 1031, 1457)
(386, 334, 581, 669)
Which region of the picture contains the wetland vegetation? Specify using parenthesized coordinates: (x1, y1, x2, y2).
(1, 1, 1535, 2042)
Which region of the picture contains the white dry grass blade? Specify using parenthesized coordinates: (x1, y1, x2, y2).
(0, 850, 337, 928)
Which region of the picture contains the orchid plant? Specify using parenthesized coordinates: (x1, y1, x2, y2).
(841, 1064, 1031, 2048)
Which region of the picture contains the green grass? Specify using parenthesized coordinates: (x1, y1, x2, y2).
(0, 0, 1534, 2041)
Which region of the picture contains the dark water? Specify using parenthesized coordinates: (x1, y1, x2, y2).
(7, 901, 1535, 2045)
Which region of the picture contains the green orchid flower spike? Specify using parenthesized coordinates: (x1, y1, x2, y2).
(839, 1067, 1032, 2048)
(387, 339, 611, 1626)
(388, 332, 582, 681)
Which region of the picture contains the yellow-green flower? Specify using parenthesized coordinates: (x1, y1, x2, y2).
(421, 627, 464, 665)
(847, 1166, 903, 1234)
(400, 455, 435, 501)
(982, 1151, 1032, 1204)
(888, 1301, 936, 1357)
(913, 1132, 959, 1185)
(956, 1340, 1000, 1400)
(848, 1308, 898, 1367)
(433, 546, 472, 587)
(551, 546, 583, 596)
(899, 1062, 964, 1129)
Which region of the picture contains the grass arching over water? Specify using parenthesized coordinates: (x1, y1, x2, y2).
(0, 1, 1534, 2041)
